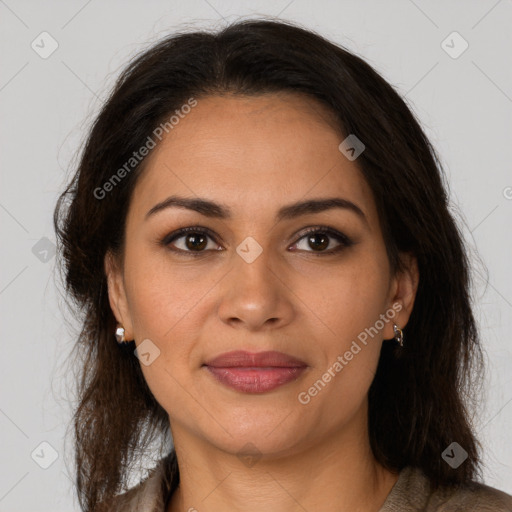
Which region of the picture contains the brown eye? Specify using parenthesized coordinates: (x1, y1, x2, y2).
(163, 227, 219, 254)
(306, 232, 330, 251)
(290, 227, 354, 254)
(183, 233, 208, 251)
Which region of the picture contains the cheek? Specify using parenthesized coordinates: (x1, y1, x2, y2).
(123, 264, 173, 339)
(296, 250, 390, 393)
(123, 246, 212, 340)
(122, 248, 224, 401)
(295, 250, 390, 339)
(122, 254, 203, 414)
(295, 262, 389, 428)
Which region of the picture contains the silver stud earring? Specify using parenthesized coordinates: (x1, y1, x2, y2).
(115, 325, 127, 344)
(393, 324, 404, 347)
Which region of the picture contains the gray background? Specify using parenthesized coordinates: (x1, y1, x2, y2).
(1, 0, 511, 510)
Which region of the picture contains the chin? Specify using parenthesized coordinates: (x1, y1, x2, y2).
(202, 412, 310, 459)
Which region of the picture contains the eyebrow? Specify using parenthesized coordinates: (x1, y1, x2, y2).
(145, 195, 368, 226)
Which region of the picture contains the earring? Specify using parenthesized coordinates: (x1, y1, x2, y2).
(115, 325, 128, 344)
(393, 324, 404, 347)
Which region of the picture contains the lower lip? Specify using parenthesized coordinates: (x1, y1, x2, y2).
(204, 366, 307, 393)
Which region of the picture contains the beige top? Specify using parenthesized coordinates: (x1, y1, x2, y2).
(107, 457, 512, 511)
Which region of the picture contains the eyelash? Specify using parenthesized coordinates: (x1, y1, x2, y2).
(160, 225, 354, 257)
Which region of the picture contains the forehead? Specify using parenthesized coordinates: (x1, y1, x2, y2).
(128, 93, 378, 228)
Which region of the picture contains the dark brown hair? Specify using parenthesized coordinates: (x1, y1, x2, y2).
(54, 18, 484, 511)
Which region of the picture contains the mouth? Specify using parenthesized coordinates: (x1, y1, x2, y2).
(203, 350, 308, 393)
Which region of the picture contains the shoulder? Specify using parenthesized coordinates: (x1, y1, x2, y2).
(380, 466, 512, 512)
(428, 480, 512, 511)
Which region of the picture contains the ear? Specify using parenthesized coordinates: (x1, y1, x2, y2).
(383, 252, 419, 340)
(104, 250, 134, 341)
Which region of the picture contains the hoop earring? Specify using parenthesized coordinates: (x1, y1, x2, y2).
(393, 324, 404, 347)
(115, 324, 128, 344)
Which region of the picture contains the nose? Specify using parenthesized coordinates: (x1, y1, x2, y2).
(217, 247, 295, 332)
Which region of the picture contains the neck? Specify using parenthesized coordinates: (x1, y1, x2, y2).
(166, 408, 399, 512)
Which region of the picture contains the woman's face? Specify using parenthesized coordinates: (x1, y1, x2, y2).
(106, 92, 417, 458)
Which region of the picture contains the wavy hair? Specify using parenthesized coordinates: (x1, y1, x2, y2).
(54, 18, 484, 511)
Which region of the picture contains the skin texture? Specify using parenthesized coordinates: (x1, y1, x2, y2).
(105, 92, 419, 512)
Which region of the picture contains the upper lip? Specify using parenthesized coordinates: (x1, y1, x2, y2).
(204, 350, 307, 368)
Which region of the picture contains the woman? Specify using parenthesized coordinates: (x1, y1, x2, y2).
(54, 18, 512, 512)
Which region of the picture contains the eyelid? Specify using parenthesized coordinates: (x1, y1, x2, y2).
(293, 225, 352, 243)
(161, 226, 221, 253)
(161, 224, 354, 255)
(290, 225, 354, 253)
